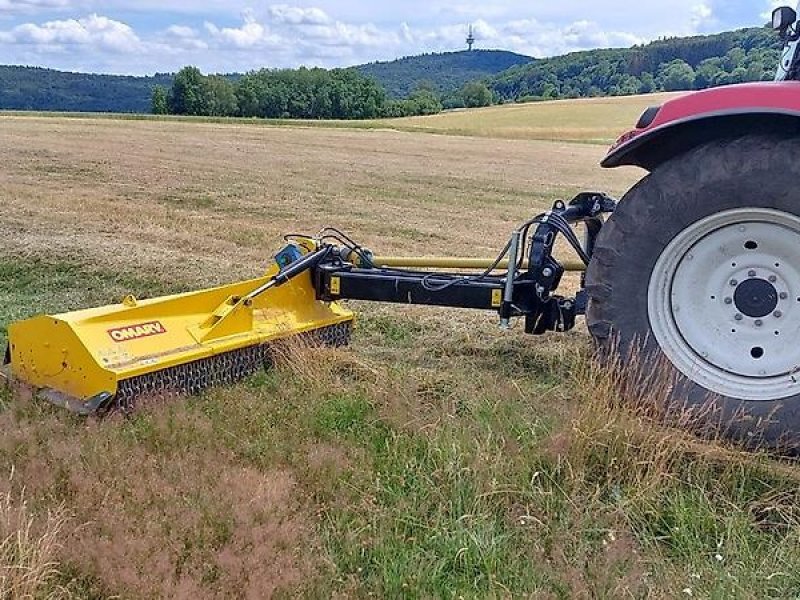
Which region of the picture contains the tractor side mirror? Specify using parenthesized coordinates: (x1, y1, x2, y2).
(773, 6, 797, 34)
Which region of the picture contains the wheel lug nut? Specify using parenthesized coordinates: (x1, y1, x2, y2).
(730, 279, 738, 287)
(774, 311, 783, 318)
(735, 313, 744, 321)
(755, 320, 764, 327)
(749, 270, 757, 278)
(724, 297, 733, 305)
(769, 275, 778, 283)
(780, 292, 789, 300)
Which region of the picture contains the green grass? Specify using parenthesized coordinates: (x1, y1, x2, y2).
(170, 338, 800, 598)
(0, 258, 184, 345)
(5, 248, 800, 597)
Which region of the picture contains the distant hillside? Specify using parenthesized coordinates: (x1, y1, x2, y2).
(0, 26, 784, 114)
(488, 27, 780, 101)
(0, 66, 173, 112)
(355, 50, 533, 98)
(0, 51, 532, 113)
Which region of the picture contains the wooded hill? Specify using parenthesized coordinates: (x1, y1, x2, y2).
(0, 66, 173, 112)
(489, 27, 780, 101)
(354, 50, 533, 98)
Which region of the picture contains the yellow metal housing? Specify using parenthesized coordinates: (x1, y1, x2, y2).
(9, 265, 352, 406)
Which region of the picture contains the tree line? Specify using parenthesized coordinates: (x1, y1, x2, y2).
(153, 26, 782, 120)
(152, 65, 468, 119)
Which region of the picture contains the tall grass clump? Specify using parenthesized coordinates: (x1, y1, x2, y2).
(0, 476, 69, 599)
(560, 349, 800, 597)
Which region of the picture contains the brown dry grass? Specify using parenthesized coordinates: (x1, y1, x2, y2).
(0, 474, 69, 599)
(388, 92, 683, 143)
(0, 396, 326, 598)
(0, 115, 641, 289)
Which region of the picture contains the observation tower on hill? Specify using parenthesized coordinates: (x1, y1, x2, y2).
(466, 25, 476, 51)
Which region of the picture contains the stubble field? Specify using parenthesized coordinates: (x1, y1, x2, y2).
(2, 97, 800, 599)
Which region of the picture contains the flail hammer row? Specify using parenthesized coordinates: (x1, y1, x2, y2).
(114, 322, 352, 412)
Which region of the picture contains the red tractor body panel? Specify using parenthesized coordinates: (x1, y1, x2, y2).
(603, 82, 800, 170)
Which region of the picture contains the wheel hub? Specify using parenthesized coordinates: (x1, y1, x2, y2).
(648, 208, 800, 402)
(733, 278, 779, 318)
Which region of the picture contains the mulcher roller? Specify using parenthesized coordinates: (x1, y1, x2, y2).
(7, 255, 353, 415)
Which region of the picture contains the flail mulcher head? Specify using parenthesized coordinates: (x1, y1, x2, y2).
(6, 241, 353, 415)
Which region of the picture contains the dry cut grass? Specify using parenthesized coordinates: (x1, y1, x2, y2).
(383, 92, 683, 143)
(0, 114, 640, 298)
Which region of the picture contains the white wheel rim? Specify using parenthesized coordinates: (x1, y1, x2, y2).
(648, 208, 800, 401)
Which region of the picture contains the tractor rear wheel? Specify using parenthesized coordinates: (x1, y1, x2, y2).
(586, 135, 800, 449)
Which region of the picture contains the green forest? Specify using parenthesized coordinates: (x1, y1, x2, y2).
(0, 66, 172, 112)
(153, 66, 446, 119)
(489, 27, 780, 101)
(0, 25, 785, 117)
(355, 50, 532, 98)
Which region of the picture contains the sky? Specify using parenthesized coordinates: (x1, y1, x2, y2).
(0, 1, 786, 75)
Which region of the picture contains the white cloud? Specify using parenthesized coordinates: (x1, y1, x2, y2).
(203, 9, 398, 56)
(268, 4, 330, 25)
(166, 24, 195, 38)
(164, 24, 207, 50)
(690, 3, 714, 30)
(0, 0, 71, 14)
(204, 10, 278, 49)
(0, 13, 141, 53)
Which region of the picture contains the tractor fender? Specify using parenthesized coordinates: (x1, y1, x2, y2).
(602, 81, 800, 171)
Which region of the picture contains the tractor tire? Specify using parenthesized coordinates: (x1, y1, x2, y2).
(585, 135, 800, 449)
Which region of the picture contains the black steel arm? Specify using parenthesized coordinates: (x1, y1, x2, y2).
(310, 193, 616, 335)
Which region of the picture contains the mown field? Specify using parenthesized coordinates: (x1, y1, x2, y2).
(2, 97, 800, 599)
(4, 90, 682, 146)
(387, 92, 682, 143)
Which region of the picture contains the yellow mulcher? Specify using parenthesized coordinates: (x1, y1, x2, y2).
(7, 239, 353, 414)
(5, 206, 596, 417)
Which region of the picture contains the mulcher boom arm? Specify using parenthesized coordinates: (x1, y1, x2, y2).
(315, 192, 615, 334)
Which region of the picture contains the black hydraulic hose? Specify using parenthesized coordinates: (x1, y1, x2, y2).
(421, 237, 513, 292)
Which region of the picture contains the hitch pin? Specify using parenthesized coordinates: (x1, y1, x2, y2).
(500, 230, 522, 330)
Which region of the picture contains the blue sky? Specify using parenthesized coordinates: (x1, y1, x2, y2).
(0, 1, 783, 74)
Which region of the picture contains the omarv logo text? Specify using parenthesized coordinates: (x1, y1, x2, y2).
(108, 321, 167, 342)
